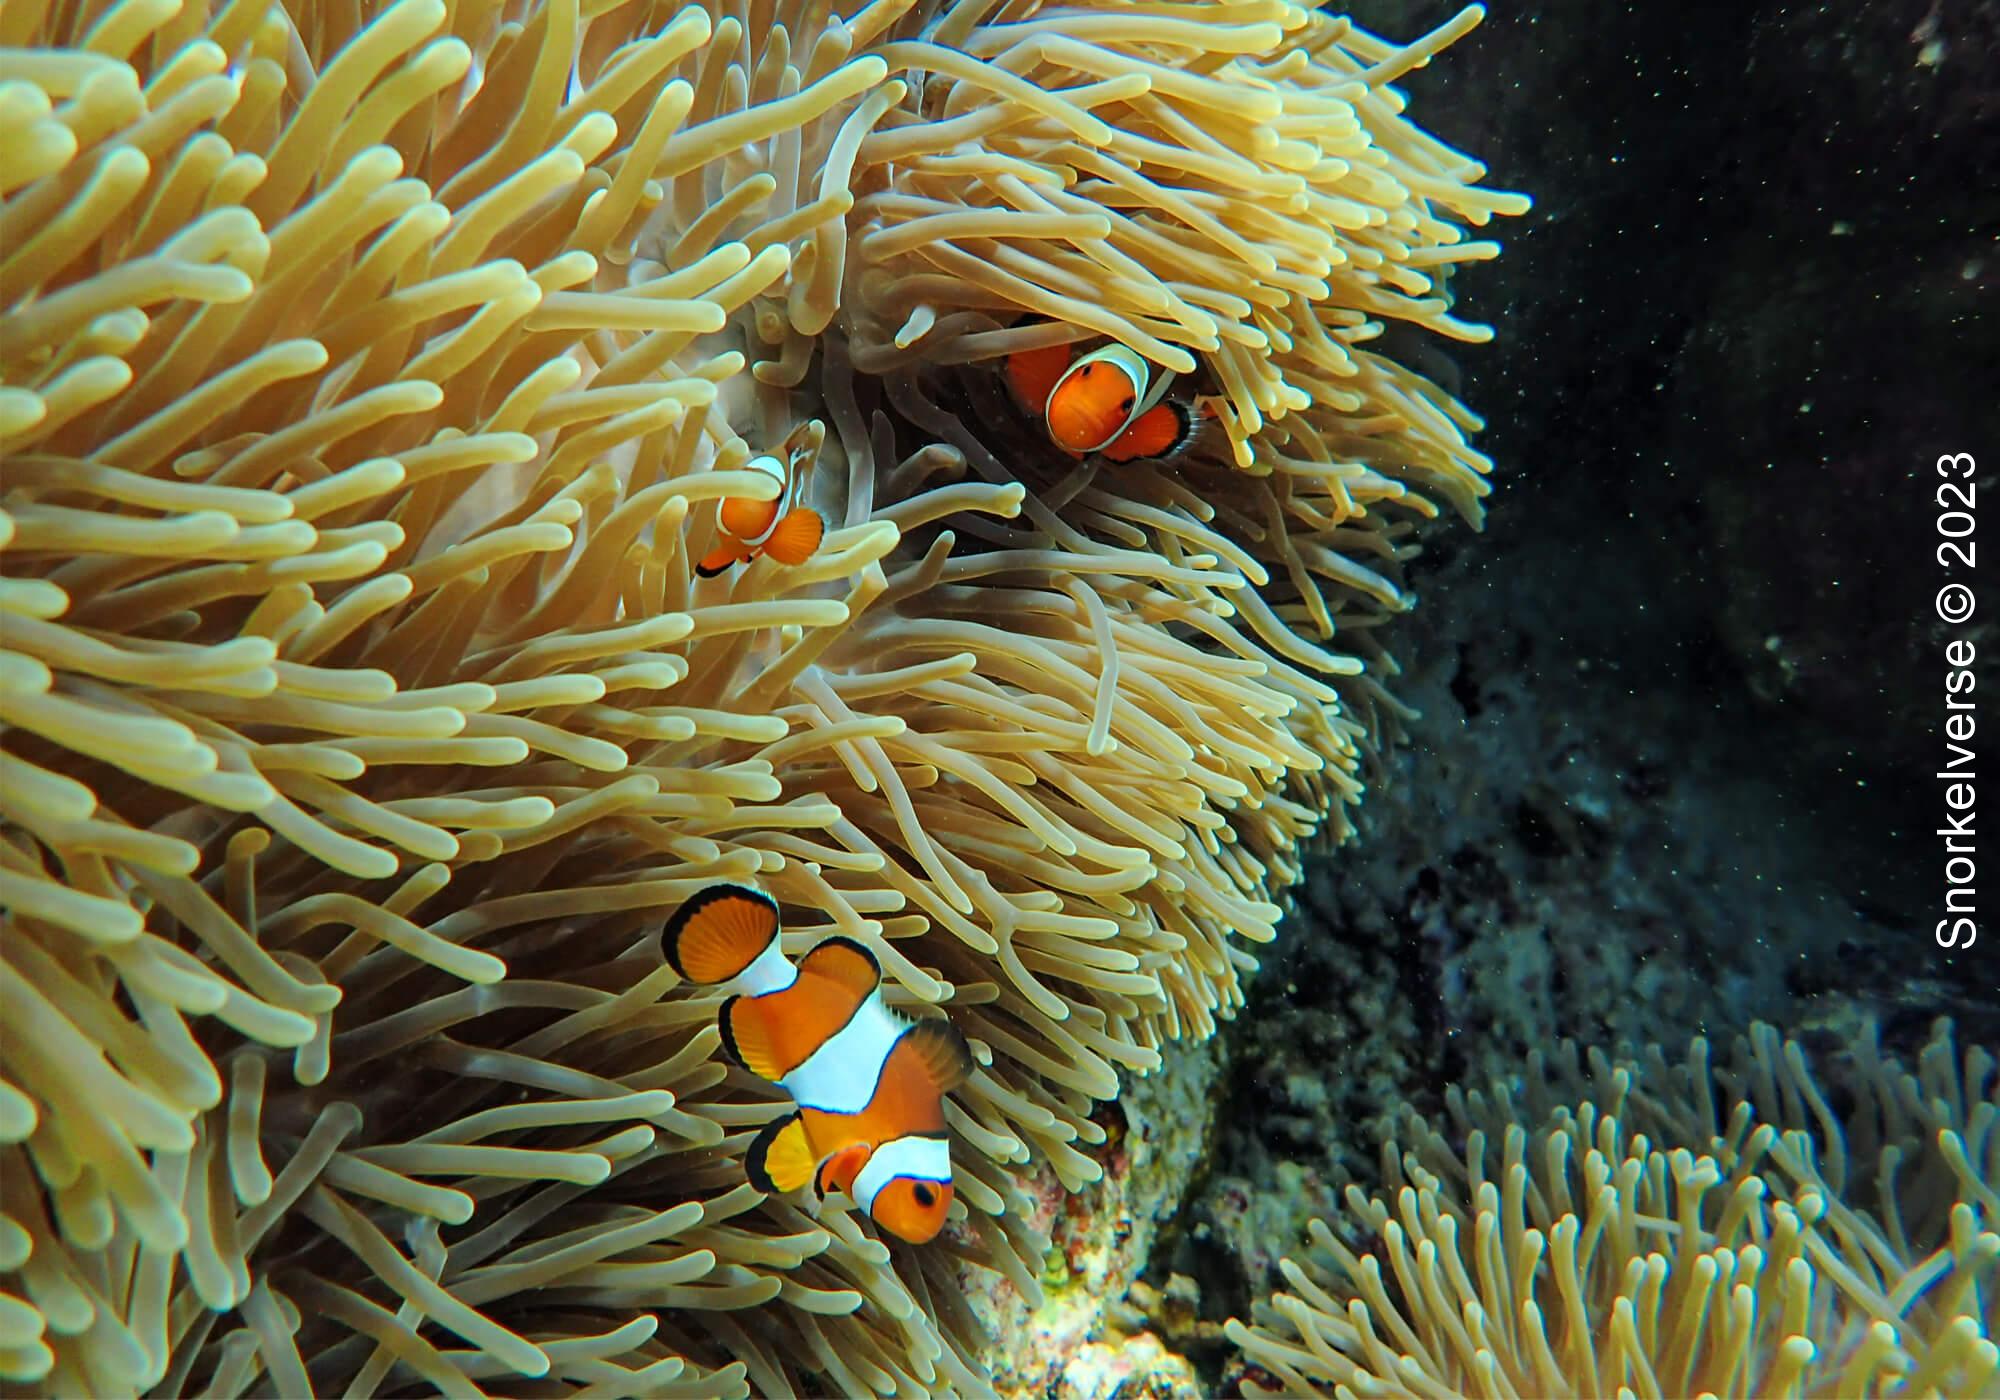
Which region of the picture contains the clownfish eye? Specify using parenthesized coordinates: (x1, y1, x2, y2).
(874, 1178, 952, 1243)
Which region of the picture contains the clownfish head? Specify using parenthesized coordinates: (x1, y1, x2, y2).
(1045, 345, 1151, 455)
(850, 1134, 955, 1244)
(868, 1175, 956, 1245)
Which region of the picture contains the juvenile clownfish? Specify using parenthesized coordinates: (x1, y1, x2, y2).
(663, 883, 972, 1245)
(696, 450, 824, 577)
(1006, 340, 1205, 464)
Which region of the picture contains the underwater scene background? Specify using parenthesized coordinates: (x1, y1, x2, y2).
(0, 0, 1993, 1395)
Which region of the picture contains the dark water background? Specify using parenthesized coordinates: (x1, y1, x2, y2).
(1153, 0, 2000, 1367)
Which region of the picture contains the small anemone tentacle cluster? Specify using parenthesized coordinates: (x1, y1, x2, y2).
(1225, 1019, 2000, 1399)
(0, 0, 1525, 1392)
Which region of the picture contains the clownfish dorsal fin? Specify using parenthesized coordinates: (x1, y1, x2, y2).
(900, 1017, 973, 1096)
(746, 1111, 816, 1195)
(719, 992, 788, 1082)
(796, 936, 880, 1000)
(662, 883, 780, 985)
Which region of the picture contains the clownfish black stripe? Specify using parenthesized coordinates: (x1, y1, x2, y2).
(716, 994, 746, 1071)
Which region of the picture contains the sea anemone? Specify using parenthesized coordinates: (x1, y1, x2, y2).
(1225, 1019, 2000, 1398)
(1, 0, 1524, 1391)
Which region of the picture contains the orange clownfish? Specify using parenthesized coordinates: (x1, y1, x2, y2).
(696, 450, 824, 577)
(1006, 340, 1203, 463)
(663, 883, 972, 1245)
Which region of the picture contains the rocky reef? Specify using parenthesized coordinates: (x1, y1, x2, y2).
(1006, 0, 1999, 1394)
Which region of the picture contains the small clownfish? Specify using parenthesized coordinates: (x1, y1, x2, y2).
(696, 450, 824, 577)
(1006, 340, 1205, 464)
(663, 883, 972, 1245)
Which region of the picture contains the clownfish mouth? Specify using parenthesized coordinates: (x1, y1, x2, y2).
(1005, 338, 1209, 465)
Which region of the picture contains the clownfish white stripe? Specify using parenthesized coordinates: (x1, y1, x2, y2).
(742, 454, 791, 547)
(731, 937, 797, 997)
(1119, 346, 1178, 420)
(780, 990, 906, 1115)
(852, 1135, 952, 1213)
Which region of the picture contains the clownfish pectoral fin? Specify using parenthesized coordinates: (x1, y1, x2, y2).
(761, 507, 823, 567)
(1101, 400, 1198, 464)
(1005, 341, 1074, 416)
(695, 542, 750, 577)
(901, 1017, 974, 1096)
(746, 1111, 817, 1195)
(813, 1140, 874, 1201)
(662, 883, 780, 985)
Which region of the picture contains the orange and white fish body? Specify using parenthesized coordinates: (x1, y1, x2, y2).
(697, 450, 824, 577)
(663, 884, 971, 1244)
(1006, 340, 1204, 463)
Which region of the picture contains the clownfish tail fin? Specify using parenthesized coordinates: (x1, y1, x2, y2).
(762, 507, 823, 566)
(746, 1112, 817, 1195)
(902, 1017, 974, 1095)
(662, 883, 780, 985)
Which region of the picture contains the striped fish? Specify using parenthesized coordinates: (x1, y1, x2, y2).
(696, 448, 824, 577)
(664, 884, 971, 1244)
(1006, 340, 1205, 463)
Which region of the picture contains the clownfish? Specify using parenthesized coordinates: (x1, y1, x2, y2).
(696, 450, 824, 577)
(1006, 340, 1206, 463)
(663, 883, 972, 1244)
